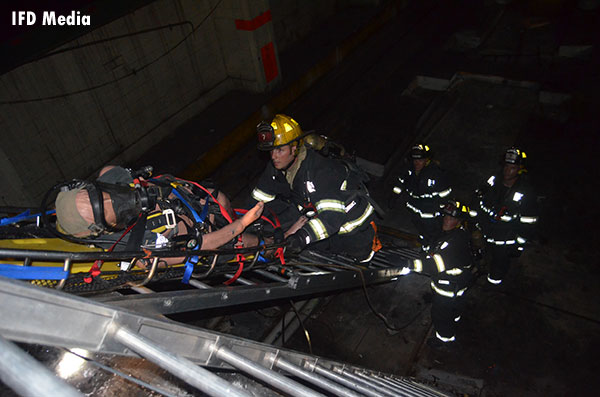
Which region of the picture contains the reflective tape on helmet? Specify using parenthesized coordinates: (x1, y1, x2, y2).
(413, 259, 423, 272)
(435, 332, 456, 343)
(487, 275, 502, 284)
(520, 216, 538, 224)
(307, 218, 328, 240)
(433, 254, 445, 272)
(251, 188, 275, 202)
(393, 186, 402, 194)
(431, 281, 454, 297)
(406, 187, 452, 199)
(339, 204, 374, 234)
(315, 199, 346, 213)
(486, 237, 516, 245)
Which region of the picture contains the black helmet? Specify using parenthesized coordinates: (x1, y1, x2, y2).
(504, 147, 527, 165)
(441, 200, 470, 219)
(410, 143, 432, 159)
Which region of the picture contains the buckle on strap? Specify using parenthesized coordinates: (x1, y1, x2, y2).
(163, 209, 176, 229)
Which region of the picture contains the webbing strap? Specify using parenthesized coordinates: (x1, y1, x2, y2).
(0, 210, 55, 226)
(223, 255, 244, 285)
(0, 264, 68, 280)
(170, 188, 204, 223)
(182, 255, 198, 284)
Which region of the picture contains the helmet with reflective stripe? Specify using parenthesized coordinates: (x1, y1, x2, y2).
(504, 147, 527, 165)
(442, 200, 470, 219)
(257, 114, 304, 151)
(410, 143, 432, 159)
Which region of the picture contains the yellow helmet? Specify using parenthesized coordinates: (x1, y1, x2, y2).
(257, 114, 304, 151)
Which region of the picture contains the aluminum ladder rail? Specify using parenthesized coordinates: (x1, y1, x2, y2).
(0, 276, 447, 397)
(95, 246, 420, 316)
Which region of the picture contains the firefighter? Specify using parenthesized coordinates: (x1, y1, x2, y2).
(473, 147, 538, 285)
(392, 144, 452, 247)
(251, 114, 380, 262)
(406, 200, 474, 347)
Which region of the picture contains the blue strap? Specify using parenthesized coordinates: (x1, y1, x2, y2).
(1, 210, 55, 226)
(182, 255, 198, 284)
(256, 239, 268, 263)
(0, 264, 68, 280)
(169, 188, 204, 223)
(199, 198, 210, 222)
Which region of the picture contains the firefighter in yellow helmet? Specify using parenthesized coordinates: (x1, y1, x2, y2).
(251, 114, 380, 262)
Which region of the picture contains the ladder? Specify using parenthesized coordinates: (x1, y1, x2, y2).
(0, 270, 446, 397)
(93, 247, 420, 316)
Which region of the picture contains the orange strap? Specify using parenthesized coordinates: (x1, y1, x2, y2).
(371, 221, 382, 252)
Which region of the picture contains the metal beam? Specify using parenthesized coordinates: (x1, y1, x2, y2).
(95, 266, 408, 315)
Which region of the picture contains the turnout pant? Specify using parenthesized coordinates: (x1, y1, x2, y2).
(431, 293, 464, 342)
(487, 244, 517, 283)
(311, 222, 376, 262)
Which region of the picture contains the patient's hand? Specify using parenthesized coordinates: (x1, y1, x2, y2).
(241, 201, 264, 228)
(284, 216, 308, 238)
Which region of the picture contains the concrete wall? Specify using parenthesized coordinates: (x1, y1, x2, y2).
(0, 0, 280, 207)
(0, 0, 372, 207)
(270, 0, 337, 52)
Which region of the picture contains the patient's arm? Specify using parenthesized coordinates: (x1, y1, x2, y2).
(200, 201, 264, 250)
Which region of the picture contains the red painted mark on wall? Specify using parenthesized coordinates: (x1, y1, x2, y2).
(235, 10, 272, 31)
(261, 42, 278, 83)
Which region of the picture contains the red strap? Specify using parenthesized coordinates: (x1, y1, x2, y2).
(274, 247, 286, 265)
(223, 254, 245, 285)
(83, 261, 102, 284)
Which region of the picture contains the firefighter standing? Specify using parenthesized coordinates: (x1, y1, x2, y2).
(250, 114, 379, 262)
(407, 201, 474, 347)
(392, 144, 452, 247)
(473, 147, 538, 285)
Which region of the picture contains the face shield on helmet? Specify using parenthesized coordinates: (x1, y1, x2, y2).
(442, 200, 470, 219)
(257, 114, 304, 151)
(410, 143, 432, 159)
(504, 147, 527, 165)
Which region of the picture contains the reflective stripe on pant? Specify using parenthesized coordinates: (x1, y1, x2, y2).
(310, 221, 375, 261)
(431, 288, 464, 342)
(488, 243, 512, 283)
